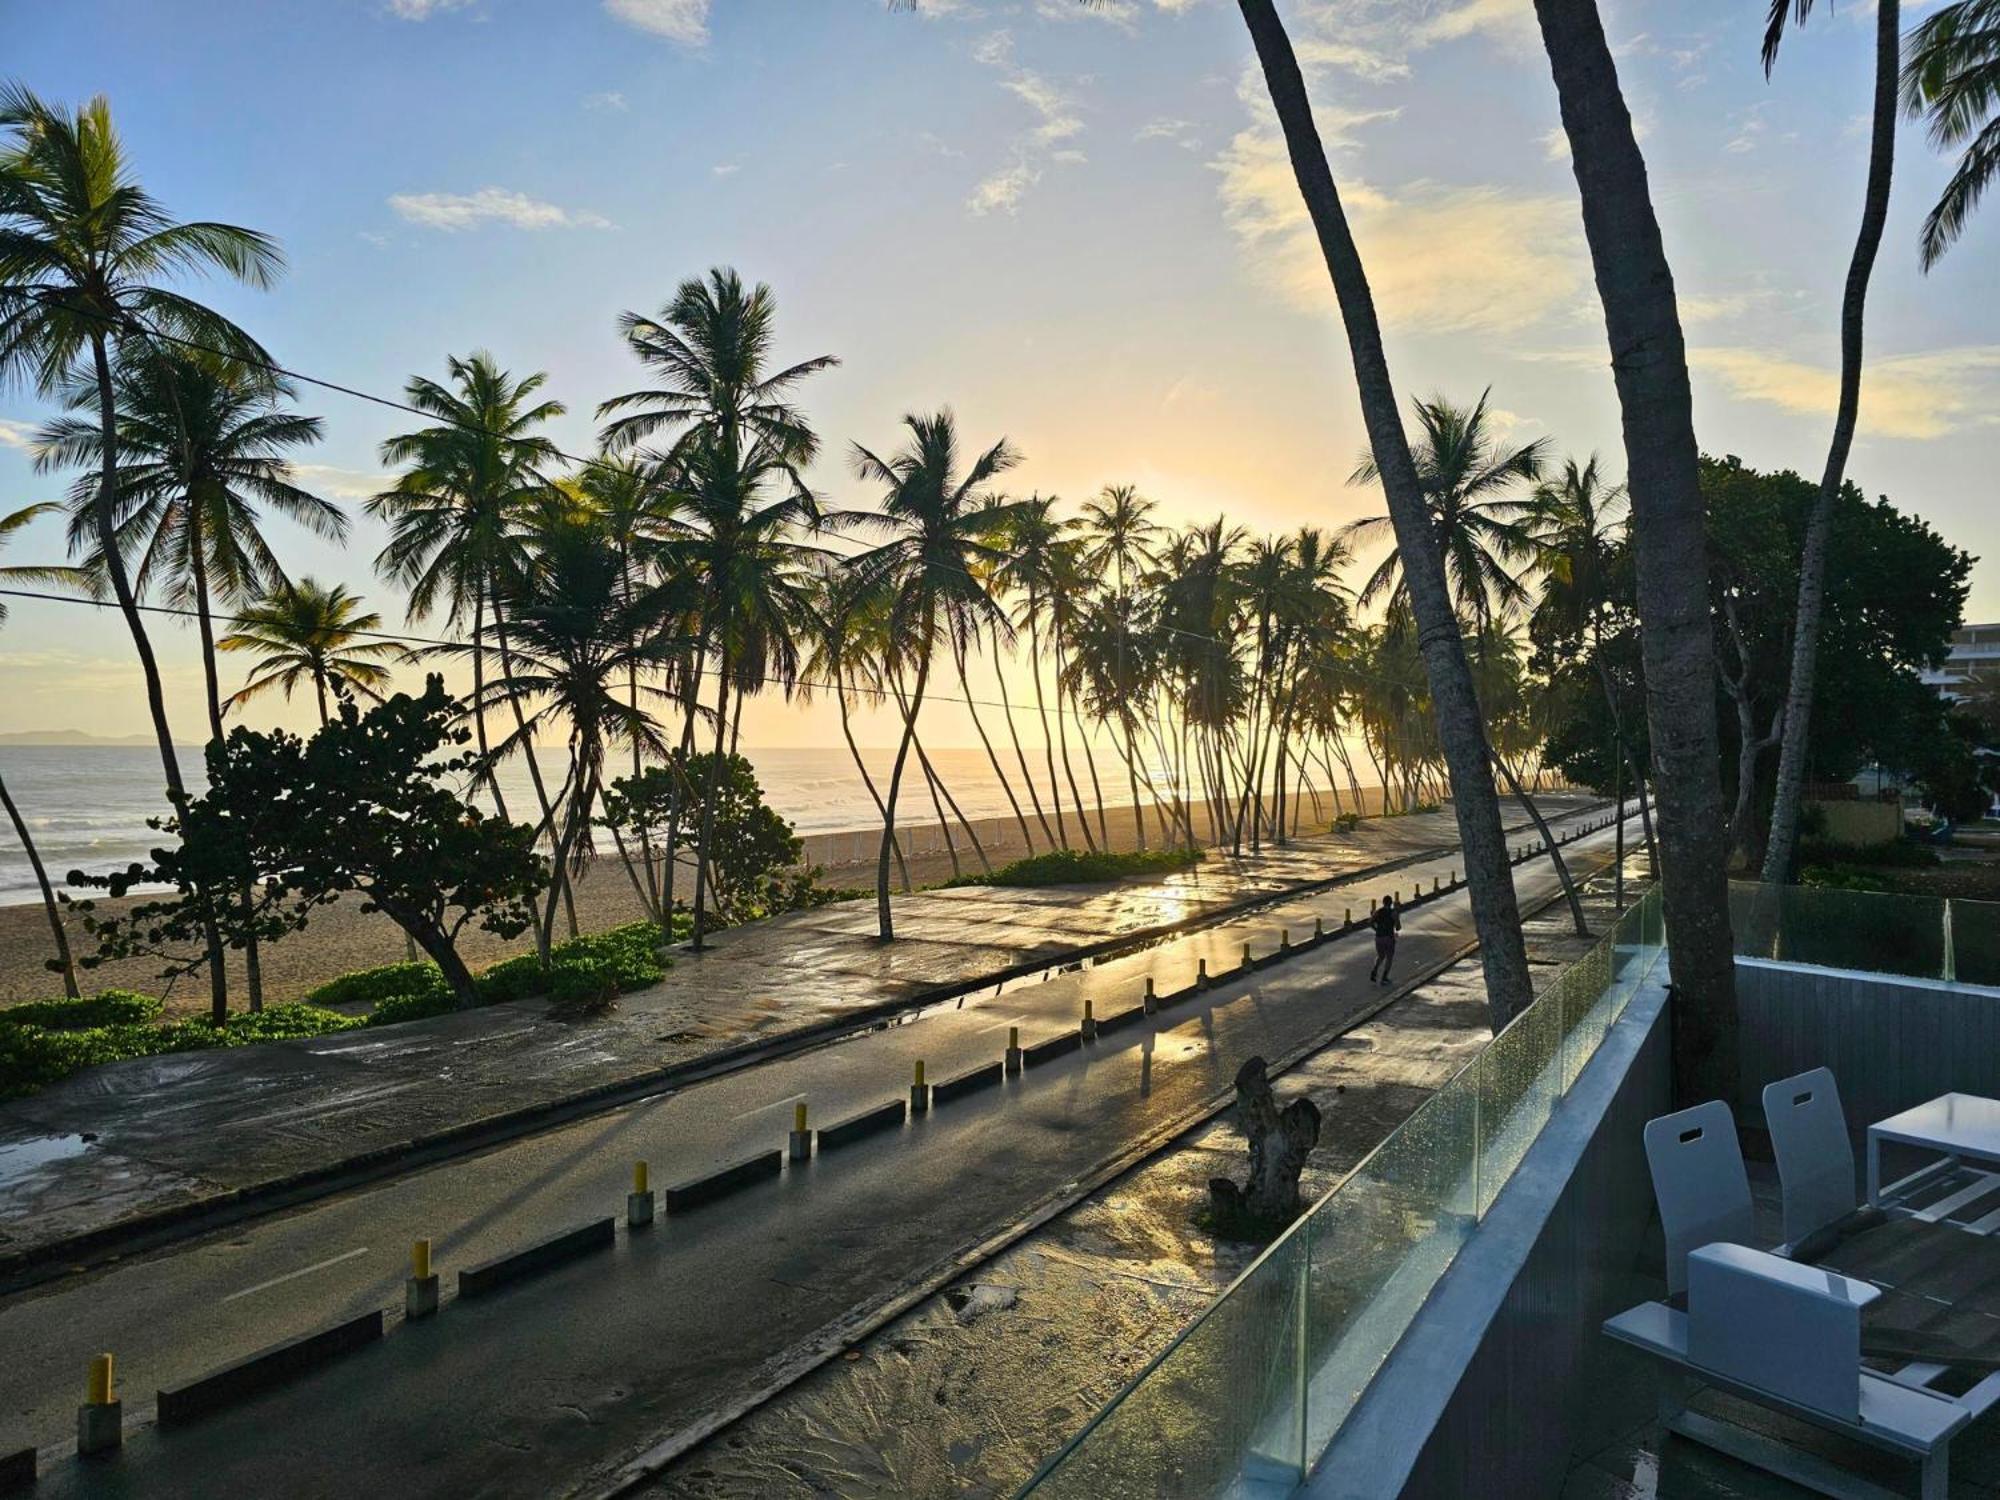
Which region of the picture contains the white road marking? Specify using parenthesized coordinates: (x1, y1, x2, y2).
(222, 1246, 370, 1303)
(976, 1014, 1027, 1034)
(730, 1091, 806, 1121)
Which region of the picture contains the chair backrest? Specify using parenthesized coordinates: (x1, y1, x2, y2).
(1687, 1243, 1869, 1423)
(1762, 1067, 1855, 1249)
(1644, 1100, 1755, 1297)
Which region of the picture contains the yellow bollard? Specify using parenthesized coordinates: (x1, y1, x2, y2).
(789, 1100, 812, 1162)
(1009, 1026, 1020, 1049)
(408, 1237, 442, 1314)
(87, 1354, 114, 1407)
(912, 1059, 930, 1115)
(794, 1101, 808, 1134)
(1081, 998, 1098, 1041)
(633, 1161, 649, 1195)
(1005, 1024, 1025, 1073)
(412, 1238, 432, 1281)
(914, 1060, 926, 1088)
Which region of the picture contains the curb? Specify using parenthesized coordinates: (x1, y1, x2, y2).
(663, 1151, 783, 1214)
(817, 1100, 907, 1153)
(458, 1219, 616, 1299)
(930, 1062, 1005, 1107)
(156, 1310, 383, 1427)
(0, 800, 1614, 1295)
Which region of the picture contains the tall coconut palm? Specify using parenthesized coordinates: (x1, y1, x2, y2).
(0, 502, 86, 996)
(1532, 0, 1739, 1099)
(1759, 0, 1903, 884)
(369, 352, 564, 827)
(37, 352, 342, 742)
(1902, 0, 2000, 268)
(217, 578, 406, 725)
(0, 83, 282, 1021)
(1526, 455, 1658, 869)
(996, 498, 1099, 850)
(848, 411, 1022, 940)
(472, 517, 681, 956)
(1078, 482, 1160, 595)
(598, 267, 836, 468)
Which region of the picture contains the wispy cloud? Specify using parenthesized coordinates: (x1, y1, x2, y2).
(387, 187, 614, 231)
(1035, 0, 1138, 25)
(1415, 0, 1535, 47)
(968, 162, 1041, 216)
(1215, 127, 1585, 335)
(290, 464, 393, 500)
(965, 32, 1089, 216)
(712, 161, 740, 177)
(1004, 73, 1083, 144)
(583, 91, 628, 112)
(1137, 117, 1201, 151)
(0, 419, 38, 454)
(1692, 346, 2000, 441)
(603, 0, 709, 46)
(386, 0, 474, 18)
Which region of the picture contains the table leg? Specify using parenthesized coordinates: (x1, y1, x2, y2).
(1867, 1130, 1881, 1208)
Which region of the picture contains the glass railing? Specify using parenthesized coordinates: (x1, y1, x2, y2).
(1018, 886, 1669, 1499)
(1728, 882, 1999, 987)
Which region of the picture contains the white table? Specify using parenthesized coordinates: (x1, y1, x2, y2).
(1867, 1093, 2000, 1228)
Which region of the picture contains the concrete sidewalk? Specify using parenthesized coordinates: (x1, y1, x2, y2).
(0, 795, 1601, 1277)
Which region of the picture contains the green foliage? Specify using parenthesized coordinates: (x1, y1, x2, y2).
(305, 962, 447, 1010)
(547, 956, 620, 1014)
(1333, 812, 1362, 833)
(941, 846, 1204, 888)
(0, 1005, 353, 1100)
(224, 1004, 361, 1042)
(551, 922, 667, 991)
(67, 677, 549, 1006)
(1800, 838, 1940, 870)
(1799, 865, 1896, 893)
(366, 986, 461, 1028)
(604, 756, 835, 926)
(0, 989, 161, 1031)
(473, 953, 548, 1006)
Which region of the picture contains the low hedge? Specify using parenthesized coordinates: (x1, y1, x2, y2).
(306, 962, 447, 1009)
(940, 846, 1205, 889)
(0, 989, 163, 1031)
(0, 1003, 358, 1100)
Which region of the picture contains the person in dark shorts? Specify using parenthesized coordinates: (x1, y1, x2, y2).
(1368, 893, 1400, 984)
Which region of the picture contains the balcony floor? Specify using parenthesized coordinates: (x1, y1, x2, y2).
(1562, 1161, 2000, 1499)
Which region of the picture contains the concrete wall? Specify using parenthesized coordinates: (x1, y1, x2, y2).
(1736, 959, 2000, 1130)
(1303, 973, 1672, 1500)
(1805, 798, 1903, 848)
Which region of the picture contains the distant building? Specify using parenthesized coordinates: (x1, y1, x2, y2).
(1921, 621, 2000, 700)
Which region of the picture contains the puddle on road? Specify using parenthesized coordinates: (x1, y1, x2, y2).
(0, 1133, 91, 1193)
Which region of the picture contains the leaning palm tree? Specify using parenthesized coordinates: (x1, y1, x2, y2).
(0, 502, 87, 996)
(369, 352, 565, 826)
(471, 517, 681, 958)
(1078, 483, 1160, 595)
(969, 2, 1535, 1029)
(217, 578, 406, 725)
(1532, 0, 1740, 1097)
(1757, 0, 1902, 885)
(848, 411, 1023, 941)
(1902, 0, 2000, 269)
(0, 83, 282, 1021)
(37, 352, 343, 741)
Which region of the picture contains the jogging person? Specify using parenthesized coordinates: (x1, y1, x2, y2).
(1368, 893, 1400, 985)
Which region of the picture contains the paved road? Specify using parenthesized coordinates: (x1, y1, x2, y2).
(4, 806, 1629, 1498)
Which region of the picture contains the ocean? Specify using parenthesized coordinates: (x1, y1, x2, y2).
(0, 743, 1048, 906)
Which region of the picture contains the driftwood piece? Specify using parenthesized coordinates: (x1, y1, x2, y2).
(1207, 1055, 1322, 1240)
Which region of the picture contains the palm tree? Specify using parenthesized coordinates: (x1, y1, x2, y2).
(1901, 0, 2000, 268)
(1079, 483, 1160, 596)
(1532, 0, 1739, 1098)
(1758, 0, 1902, 885)
(1, 84, 282, 1021)
(848, 411, 1022, 941)
(369, 352, 565, 828)
(995, 497, 1098, 850)
(598, 267, 836, 468)
(1342, 390, 1545, 629)
(1526, 456, 1658, 867)
(217, 578, 406, 725)
(0, 502, 86, 996)
(473, 517, 680, 958)
(37, 352, 343, 741)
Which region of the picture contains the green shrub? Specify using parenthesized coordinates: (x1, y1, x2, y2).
(0, 989, 164, 1031)
(367, 985, 462, 1027)
(0, 1017, 232, 1100)
(305, 962, 447, 1009)
(1799, 838, 1939, 870)
(1333, 812, 1361, 833)
(474, 952, 547, 1006)
(941, 846, 1204, 889)
(1800, 864, 1896, 893)
(547, 955, 619, 1012)
(552, 922, 666, 991)
(226, 1004, 362, 1043)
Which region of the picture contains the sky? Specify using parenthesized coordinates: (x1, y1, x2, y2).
(1, 0, 1995, 752)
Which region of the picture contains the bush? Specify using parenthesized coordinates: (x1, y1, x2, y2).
(306, 962, 447, 1009)
(473, 952, 547, 1006)
(0, 1017, 231, 1100)
(547, 956, 619, 1013)
(941, 847, 1204, 889)
(367, 984, 461, 1027)
(552, 922, 666, 991)
(1333, 812, 1362, 833)
(1800, 837, 1940, 870)
(226, 1004, 362, 1042)
(1800, 864, 1896, 893)
(0, 989, 163, 1031)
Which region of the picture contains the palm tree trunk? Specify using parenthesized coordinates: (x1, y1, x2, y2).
(690, 657, 731, 950)
(1077, 705, 1110, 847)
(1491, 738, 1590, 936)
(1027, 617, 1068, 847)
(89, 332, 230, 1023)
(993, 629, 1057, 847)
(1762, 0, 1900, 884)
(1533, 0, 1737, 1097)
(918, 731, 990, 873)
(957, 640, 1036, 855)
(630, 660, 662, 917)
(1050, 641, 1096, 850)
(469, 589, 507, 822)
(877, 637, 936, 941)
(2, 772, 78, 997)
(312, 669, 331, 728)
(835, 668, 912, 892)
(191, 547, 266, 1013)
(490, 593, 577, 939)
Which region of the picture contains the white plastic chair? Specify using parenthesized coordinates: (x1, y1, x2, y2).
(1763, 1067, 1865, 1253)
(1642, 1099, 1755, 1299)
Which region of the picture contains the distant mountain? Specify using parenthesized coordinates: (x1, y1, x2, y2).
(0, 729, 188, 747)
